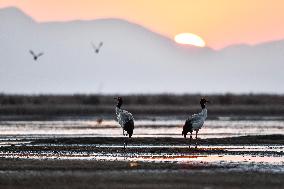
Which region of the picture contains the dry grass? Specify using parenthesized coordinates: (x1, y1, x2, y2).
(0, 93, 284, 118)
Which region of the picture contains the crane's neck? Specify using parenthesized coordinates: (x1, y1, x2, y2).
(115, 107, 120, 116)
(116, 100, 122, 109)
(200, 103, 206, 109)
(201, 108, 207, 119)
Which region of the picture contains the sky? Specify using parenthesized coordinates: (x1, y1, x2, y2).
(1, 0, 284, 49)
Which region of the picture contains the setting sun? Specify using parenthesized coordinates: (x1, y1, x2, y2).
(174, 33, 206, 47)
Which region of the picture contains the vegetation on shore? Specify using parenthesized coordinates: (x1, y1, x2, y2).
(0, 94, 283, 117)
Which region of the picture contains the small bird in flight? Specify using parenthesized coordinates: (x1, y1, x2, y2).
(29, 50, 44, 61)
(91, 42, 103, 53)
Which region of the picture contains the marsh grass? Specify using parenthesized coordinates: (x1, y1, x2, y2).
(0, 94, 283, 117)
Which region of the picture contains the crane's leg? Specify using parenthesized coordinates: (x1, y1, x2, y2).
(122, 129, 126, 149)
(125, 136, 129, 148)
(189, 132, 192, 148)
(123, 136, 130, 150)
(195, 130, 199, 149)
(123, 136, 126, 149)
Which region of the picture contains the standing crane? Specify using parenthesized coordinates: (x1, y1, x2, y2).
(182, 98, 210, 148)
(114, 97, 134, 148)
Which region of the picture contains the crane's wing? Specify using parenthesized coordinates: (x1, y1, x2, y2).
(37, 52, 44, 57)
(98, 42, 103, 48)
(29, 50, 36, 56)
(122, 110, 133, 120)
(91, 42, 96, 49)
(118, 110, 134, 126)
(91, 42, 97, 49)
(184, 118, 192, 126)
(188, 113, 201, 124)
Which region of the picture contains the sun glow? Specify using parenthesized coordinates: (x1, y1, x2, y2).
(174, 33, 206, 47)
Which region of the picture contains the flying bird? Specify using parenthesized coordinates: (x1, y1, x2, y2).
(91, 42, 103, 53)
(29, 50, 44, 61)
(182, 98, 210, 148)
(114, 97, 134, 149)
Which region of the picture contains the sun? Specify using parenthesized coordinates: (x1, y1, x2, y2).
(174, 33, 206, 47)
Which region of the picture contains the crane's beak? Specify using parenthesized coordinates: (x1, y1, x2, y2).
(206, 100, 210, 103)
(114, 97, 118, 100)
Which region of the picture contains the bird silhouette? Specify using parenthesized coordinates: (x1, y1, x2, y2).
(91, 42, 103, 53)
(96, 118, 103, 125)
(29, 50, 44, 61)
(182, 98, 210, 148)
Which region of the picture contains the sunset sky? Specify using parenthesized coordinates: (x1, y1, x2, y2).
(1, 0, 284, 49)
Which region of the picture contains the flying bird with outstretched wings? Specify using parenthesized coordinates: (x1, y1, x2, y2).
(91, 42, 103, 53)
(29, 50, 44, 61)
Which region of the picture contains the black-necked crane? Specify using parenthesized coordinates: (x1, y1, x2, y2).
(29, 50, 44, 61)
(182, 98, 210, 148)
(91, 42, 103, 53)
(114, 97, 134, 149)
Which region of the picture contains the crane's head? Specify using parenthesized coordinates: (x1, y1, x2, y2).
(114, 97, 123, 108)
(200, 98, 210, 108)
(200, 98, 209, 104)
(114, 97, 122, 101)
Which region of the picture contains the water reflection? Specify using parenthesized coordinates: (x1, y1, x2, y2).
(0, 118, 283, 139)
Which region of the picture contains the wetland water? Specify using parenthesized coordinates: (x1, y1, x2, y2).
(0, 117, 283, 173)
(0, 117, 283, 139)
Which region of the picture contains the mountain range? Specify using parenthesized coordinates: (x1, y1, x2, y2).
(0, 7, 283, 94)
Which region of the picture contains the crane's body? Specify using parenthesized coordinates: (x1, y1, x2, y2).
(115, 106, 134, 137)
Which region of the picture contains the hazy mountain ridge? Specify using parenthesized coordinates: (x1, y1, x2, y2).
(0, 7, 283, 94)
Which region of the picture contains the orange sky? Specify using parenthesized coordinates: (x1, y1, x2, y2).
(1, 0, 284, 49)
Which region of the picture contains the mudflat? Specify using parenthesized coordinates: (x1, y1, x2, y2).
(0, 135, 283, 188)
(0, 158, 283, 189)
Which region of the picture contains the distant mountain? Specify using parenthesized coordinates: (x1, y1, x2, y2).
(0, 7, 283, 94)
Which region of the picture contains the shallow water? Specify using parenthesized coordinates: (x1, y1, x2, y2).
(0, 118, 283, 139)
(0, 117, 283, 172)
